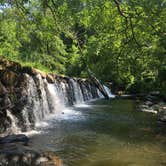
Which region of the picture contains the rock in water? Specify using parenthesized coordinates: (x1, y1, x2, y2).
(157, 106, 166, 122)
(0, 134, 62, 166)
(0, 134, 29, 144)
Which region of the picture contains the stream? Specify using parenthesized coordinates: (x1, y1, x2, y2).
(30, 99, 166, 166)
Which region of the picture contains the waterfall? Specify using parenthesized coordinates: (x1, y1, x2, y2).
(3, 73, 114, 134)
(103, 85, 115, 98)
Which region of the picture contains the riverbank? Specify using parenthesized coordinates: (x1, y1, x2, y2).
(137, 94, 166, 122)
(116, 92, 166, 123)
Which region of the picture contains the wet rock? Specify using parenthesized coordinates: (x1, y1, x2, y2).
(140, 104, 149, 109)
(0, 134, 29, 144)
(0, 116, 11, 134)
(46, 74, 55, 83)
(1, 70, 18, 86)
(22, 67, 47, 78)
(0, 94, 12, 110)
(145, 101, 153, 107)
(0, 81, 8, 95)
(22, 66, 34, 75)
(141, 108, 157, 114)
(157, 106, 166, 122)
(0, 134, 61, 165)
(0, 57, 22, 72)
(33, 69, 47, 78)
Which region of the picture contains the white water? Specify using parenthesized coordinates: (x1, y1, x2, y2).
(70, 79, 84, 104)
(4, 74, 114, 136)
(46, 83, 66, 114)
(6, 110, 21, 134)
(4, 110, 40, 137)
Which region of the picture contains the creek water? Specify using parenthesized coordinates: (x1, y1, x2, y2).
(30, 99, 166, 166)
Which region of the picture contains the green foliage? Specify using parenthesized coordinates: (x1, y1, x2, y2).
(0, 0, 165, 93)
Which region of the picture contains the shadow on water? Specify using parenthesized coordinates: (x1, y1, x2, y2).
(31, 99, 166, 166)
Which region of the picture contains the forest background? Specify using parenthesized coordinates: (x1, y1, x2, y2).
(0, 0, 165, 94)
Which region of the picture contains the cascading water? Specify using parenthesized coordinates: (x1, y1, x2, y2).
(4, 73, 113, 134)
(103, 85, 115, 98)
(6, 110, 21, 134)
(36, 74, 50, 117)
(46, 83, 66, 114)
(21, 74, 41, 130)
(70, 79, 84, 104)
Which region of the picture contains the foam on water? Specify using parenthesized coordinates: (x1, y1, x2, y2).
(74, 103, 91, 108)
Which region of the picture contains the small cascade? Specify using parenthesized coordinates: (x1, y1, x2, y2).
(6, 110, 21, 134)
(55, 81, 68, 105)
(70, 79, 84, 104)
(46, 83, 66, 115)
(103, 85, 115, 98)
(35, 74, 50, 117)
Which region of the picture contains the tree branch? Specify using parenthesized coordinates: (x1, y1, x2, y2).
(112, 0, 127, 18)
